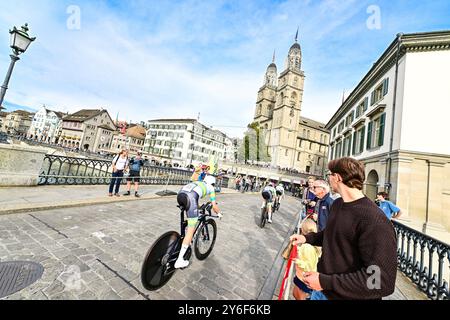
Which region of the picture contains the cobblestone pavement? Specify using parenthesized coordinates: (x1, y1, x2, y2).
(0, 193, 301, 300)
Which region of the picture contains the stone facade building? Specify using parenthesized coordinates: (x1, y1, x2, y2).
(252, 35, 329, 174)
(144, 119, 232, 167)
(109, 124, 146, 156)
(27, 105, 65, 143)
(2, 110, 34, 136)
(326, 30, 450, 234)
(60, 109, 116, 152)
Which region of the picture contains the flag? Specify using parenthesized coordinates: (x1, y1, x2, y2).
(208, 154, 219, 175)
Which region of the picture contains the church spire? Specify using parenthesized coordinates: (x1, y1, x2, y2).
(272, 50, 276, 63)
(287, 27, 302, 71)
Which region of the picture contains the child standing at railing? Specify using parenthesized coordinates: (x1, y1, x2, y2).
(293, 219, 321, 300)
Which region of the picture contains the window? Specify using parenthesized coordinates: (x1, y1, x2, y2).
(297, 152, 301, 161)
(335, 141, 342, 158)
(338, 121, 345, 133)
(317, 157, 321, 165)
(345, 111, 354, 127)
(366, 113, 386, 149)
(343, 135, 352, 157)
(332, 128, 337, 139)
(285, 149, 289, 156)
(309, 142, 313, 150)
(371, 78, 389, 106)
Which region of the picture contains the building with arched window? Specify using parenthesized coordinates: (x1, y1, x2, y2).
(326, 30, 450, 235)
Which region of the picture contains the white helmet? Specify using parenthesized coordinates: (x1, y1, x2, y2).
(204, 175, 216, 186)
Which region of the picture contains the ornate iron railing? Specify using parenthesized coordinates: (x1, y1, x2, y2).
(38, 155, 192, 186)
(393, 220, 450, 300)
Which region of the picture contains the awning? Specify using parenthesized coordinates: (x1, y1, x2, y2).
(270, 176, 280, 180)
(293, 180, 301, 184)
(282, 178, 291, 183)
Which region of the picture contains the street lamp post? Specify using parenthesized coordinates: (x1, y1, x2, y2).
(0, 24, 36, 108)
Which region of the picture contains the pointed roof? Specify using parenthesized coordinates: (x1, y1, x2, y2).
(290, 27, 301, 51)
(268, 50, 277, 69)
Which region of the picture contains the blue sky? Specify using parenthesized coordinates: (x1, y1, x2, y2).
(0, 0, 449, 137)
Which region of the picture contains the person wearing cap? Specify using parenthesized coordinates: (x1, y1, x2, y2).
(190, 163, 210, 182)
(175, 174, 222, 269)
(124, 151, 144, 197)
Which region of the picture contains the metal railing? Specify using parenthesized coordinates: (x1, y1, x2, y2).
(38, 155, 192, 186)
(393, 220, 449, 300)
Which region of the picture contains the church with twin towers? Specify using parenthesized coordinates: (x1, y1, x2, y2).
(252, 32, 330, 176)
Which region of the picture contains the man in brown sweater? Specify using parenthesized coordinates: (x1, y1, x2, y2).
(290, 157, 397, 300)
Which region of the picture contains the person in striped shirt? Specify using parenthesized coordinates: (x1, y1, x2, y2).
(175, 175, 222, 269)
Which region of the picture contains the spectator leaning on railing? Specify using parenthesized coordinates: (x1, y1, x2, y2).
(290, 157, 397, 300)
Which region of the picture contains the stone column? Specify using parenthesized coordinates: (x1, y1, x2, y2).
(442, 190, 450, 233)
(0, 144, 48, 186)
(423, 160, 447, 233)
(390, 155, 414, 220)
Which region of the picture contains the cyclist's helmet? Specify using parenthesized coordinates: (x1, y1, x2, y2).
(204, 175, 216, 187)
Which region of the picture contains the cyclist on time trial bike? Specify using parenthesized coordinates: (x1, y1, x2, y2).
(175, 175, 222, 269)
(261, 182, 277, 223)
(275, 183, 285, 207)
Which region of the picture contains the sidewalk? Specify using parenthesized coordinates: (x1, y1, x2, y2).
(0, 185, 238, 216)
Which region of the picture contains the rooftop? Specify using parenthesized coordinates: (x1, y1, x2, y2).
(126, 124, 146, 139)
(63, 109, 103, 122)
(147, 118, 196, 123)
(299, 116, 329, 132)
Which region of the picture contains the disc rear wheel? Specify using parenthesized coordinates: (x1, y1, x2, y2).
(141, 231, 181, 291)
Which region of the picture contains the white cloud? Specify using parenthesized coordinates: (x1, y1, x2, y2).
(2, 0, 441, 138)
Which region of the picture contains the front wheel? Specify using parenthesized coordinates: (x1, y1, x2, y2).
(194, 219, 217, 260)
(141, 231, 181, 291)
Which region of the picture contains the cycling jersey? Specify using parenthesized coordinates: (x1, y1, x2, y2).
(263, 186, 277, 197)
(178, 181, 216, 227)
(275, 185, 285, 196)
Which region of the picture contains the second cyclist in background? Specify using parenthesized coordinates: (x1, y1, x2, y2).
(275, 183, 285, 210)
(261, 182, 277, 223)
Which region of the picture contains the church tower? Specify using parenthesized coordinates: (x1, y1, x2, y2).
(268, 31, 305, 168)
(253, 51, 278, 129)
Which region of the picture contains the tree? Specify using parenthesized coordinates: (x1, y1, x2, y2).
(237, 122, 271, 164)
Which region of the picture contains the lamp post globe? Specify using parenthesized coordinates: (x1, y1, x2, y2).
(0, 23, 36, 108)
